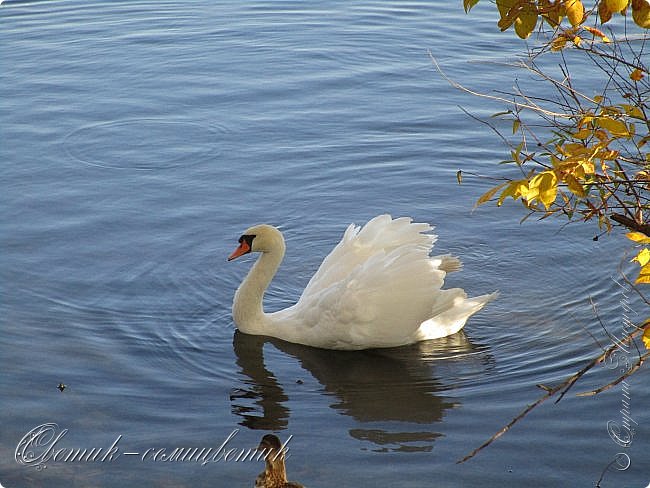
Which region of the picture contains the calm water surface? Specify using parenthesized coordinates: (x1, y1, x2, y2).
(1, 1, 648, 486)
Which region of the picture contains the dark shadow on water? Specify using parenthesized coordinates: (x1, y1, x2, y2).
(231, 330, 491, 452)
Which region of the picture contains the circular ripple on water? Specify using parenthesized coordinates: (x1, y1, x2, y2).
(64, 118, 223, 170)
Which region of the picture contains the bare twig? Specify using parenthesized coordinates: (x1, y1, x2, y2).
(577, 350, 650, 396)
(576, 44, 648, 73)
(428, 53, 572, 118)
(457, 325, 646, 464)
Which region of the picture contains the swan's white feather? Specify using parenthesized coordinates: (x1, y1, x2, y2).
(231, 215, 496, 350)
(301, 216, 433, 298)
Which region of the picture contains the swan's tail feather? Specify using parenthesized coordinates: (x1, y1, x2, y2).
(435, 254, 463, 273)
(416, 290, 498, 340)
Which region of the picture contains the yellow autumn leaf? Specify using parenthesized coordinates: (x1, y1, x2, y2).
(551, 35, 568, 51)
(633, 248, 650, 267)
(597, 117, 631, 138)
(630, 69, 645, 81)
(563, 173, 586, 197)
(569, 158, 594, 176)
(593, 146, 618, 160)
(475, 182, 508, 207)
(599, 0, 613, 23)
(496, 0, 514, 18)
(632, 0, 650, 28)
(562, 142, 592, 156)
(594, 129, 609, 142)
(515, 9, 539, 39)
(620, 103, 645, 119)
(497, 180, 529, 206)
(627, 231, 650, 244)
(579, 160, 594, 175)
(542, 0, 563, 26)
(583, 26, 611, 42)
(578, 114, 594, 127)
(528, 171, 558, 209)
(566, 0, 585, 26)
(601, 104, 624, 116)
(605, 0, 629, 13)
(496, 0, 518, 31)
(638, 136, 650, 150)
(556, 160, 584, 178)
(464, 0, 480, 13)
(643, 325, 650, 350)
(573, 128, 592, 140)
(636, 263, 650, 284)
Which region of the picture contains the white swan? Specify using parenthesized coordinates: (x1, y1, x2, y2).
(228, 215, 496, 350)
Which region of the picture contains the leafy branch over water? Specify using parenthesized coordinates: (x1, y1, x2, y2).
(462, 1, 650, 278)
(449, 0, 650, 463)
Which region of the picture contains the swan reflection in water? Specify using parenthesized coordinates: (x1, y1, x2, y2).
(231, 330, 492, 452)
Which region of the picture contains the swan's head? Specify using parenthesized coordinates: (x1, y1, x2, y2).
(228, 224, 285, 261)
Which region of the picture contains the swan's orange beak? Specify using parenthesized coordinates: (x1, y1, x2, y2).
(228, 240, 251, 261)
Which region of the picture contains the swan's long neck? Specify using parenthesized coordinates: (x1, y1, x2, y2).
(232, 235, 285, 334)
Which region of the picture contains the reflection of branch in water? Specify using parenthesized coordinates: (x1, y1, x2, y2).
(231, 333, 289, 430)
(232, 331, 490, 451)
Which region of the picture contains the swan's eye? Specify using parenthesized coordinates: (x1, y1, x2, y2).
(239, 234, 256, 245)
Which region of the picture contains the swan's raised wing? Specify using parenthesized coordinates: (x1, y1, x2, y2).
(294, 241, 448, 348)
(299, 215, 436, 302)
(290, 215, 456, 348)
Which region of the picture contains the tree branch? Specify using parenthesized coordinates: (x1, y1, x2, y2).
(428, 53, 572, 118)
(457, 325, 646, 464)
(611, 213, 650, 235)
(577, 351, 650, 397)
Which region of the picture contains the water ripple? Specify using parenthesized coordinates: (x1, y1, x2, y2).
(63, 118, 223, 170)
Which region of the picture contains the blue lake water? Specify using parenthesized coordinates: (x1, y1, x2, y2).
(1, 0, 648, 486)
